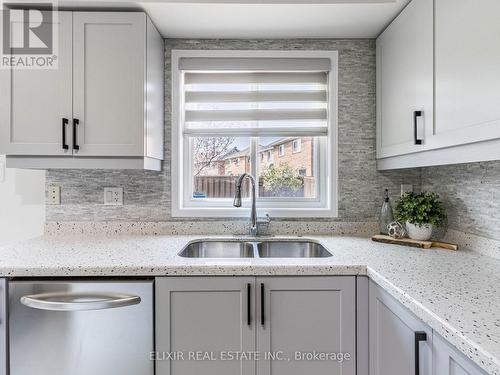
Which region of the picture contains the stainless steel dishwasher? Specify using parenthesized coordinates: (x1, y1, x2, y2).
(8, 279, 154, 375)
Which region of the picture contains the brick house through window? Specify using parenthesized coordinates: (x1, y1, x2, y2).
(194, 137, 315, 198)
(213, 137, 314, 179)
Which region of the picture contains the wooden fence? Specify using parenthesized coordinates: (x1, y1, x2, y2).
(193, 176, 240, 199)
(193, 176, 316, 199)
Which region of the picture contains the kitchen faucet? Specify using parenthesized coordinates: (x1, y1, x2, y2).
(233, 173, 271, 236)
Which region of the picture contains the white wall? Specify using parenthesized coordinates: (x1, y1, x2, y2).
(0, 156, 45, 246)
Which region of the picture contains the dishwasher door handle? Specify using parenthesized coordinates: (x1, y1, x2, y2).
(20, 292, 141, 311)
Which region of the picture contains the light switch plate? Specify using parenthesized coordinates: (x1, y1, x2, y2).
(104, 187, 123, 206)
(47, 186, 61, 205)
(401, 184, 413, 196)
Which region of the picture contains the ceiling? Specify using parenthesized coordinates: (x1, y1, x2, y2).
(20, 0, 411, 38)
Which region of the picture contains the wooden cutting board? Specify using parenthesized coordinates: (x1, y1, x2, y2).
(372, 235, 458, 251)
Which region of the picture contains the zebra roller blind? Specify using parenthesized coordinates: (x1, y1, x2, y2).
(179, 57, 331, 137)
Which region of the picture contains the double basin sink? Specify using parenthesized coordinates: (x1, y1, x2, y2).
(179, 239, 332, 258)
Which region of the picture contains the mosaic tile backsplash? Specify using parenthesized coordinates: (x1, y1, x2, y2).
(421, 160, 500, 241)
(45, 39, 421, 223)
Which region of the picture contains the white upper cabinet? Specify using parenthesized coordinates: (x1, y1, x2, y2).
(432, 0, 500, 149)
(0, 12, 164, 170)
(72, 12, 146, 157)
(377, 0, 500, 169)
(0, 12, 73, 156)
(376, 0, 433, 159)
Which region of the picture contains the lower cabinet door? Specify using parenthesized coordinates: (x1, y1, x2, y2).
(433, 334, 487, 375)
(155, 277, 255, 375)
(369, 280, 432, 375)
(256, 276, 356, 375)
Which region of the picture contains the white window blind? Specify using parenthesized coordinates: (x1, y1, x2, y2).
(180, 57, 330, 137)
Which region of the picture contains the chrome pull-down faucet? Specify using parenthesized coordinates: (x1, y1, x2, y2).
(233, 173, 271, 236)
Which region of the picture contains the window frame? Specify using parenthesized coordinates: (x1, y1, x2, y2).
(278, 144, 285, 157)
(292, 138, 302, 153)
(171, 49, 339, 218)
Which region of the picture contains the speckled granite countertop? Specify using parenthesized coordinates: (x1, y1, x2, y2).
(0, 234, 499, 374)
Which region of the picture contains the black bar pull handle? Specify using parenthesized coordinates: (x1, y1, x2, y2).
(414, 331, 427, 375)
(73, 118, 80, 151)
(414, 111, 423, 145)
(247, 283, 251, 326)
(62, 118, 69, 150)
(260, 283, 265, 326)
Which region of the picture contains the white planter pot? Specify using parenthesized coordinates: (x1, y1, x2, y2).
(406, 222, 433, 241)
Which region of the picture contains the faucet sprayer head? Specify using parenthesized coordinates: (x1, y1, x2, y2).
(233, 186, 242, 207)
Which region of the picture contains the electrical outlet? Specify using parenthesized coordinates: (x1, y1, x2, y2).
(401, 184, 413, 196)
(47, 186, 61, 205)
(104, 187, 123, 206)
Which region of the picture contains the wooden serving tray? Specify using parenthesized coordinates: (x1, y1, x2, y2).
(372, 235, 458, 251)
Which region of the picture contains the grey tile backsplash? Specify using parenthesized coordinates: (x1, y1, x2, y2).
(45, 39, 421, 223)
(421, 161, 500, 241)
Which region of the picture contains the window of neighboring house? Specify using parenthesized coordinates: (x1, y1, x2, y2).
(171, 50, 338, 218)
(292, 139, 301, 153)
(278, 144, 285, 157)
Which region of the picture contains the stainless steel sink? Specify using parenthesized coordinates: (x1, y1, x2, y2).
(178, 240, 254, 258)
(256, 240, 332, 258)
(178, 239, 332, 258)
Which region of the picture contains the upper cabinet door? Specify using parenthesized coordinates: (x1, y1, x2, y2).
(72, 12, 145, 157)
(431, 0, 500, 150)
(369, 280, 432, 375)
(0, 12, 72, 156)
(256, 276, 356, 375)
(376, 0, 433, 158)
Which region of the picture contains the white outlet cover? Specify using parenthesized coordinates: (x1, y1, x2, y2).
(47, 186, 61, 205)
(104, 187, 123, 206)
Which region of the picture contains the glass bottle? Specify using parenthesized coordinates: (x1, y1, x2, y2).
(379, 189, 394, 235)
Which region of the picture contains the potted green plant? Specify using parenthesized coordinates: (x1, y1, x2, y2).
(395, 192, 447, 241)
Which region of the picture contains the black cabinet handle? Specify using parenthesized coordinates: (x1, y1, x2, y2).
(414, 111, 423, 145)
(247, 283, 251, 326)
(260, 283, 265, 326)
(62, 118, 69, 150)
(73, 118, 80, 151)
(414, 331, 427, 375)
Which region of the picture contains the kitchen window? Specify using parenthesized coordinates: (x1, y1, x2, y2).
(171, 50, 338, 217)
